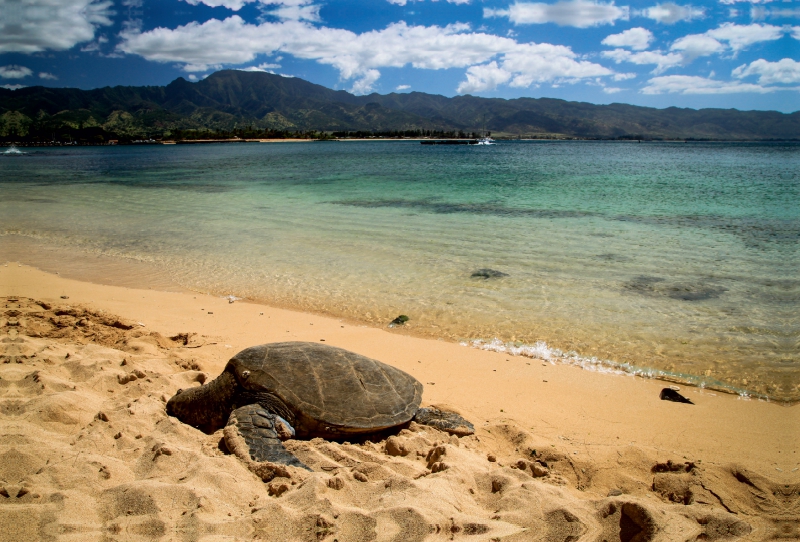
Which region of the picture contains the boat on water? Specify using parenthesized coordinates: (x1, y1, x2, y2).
(473, 136, 495, 145)
(2, 144, 24, 155)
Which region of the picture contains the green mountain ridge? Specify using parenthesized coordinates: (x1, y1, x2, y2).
(2, 70, 798, 141)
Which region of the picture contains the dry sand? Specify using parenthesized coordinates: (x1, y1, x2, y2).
(1, 263, 797, 541)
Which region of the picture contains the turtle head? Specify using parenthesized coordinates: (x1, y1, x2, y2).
(166, 368, 239, 433)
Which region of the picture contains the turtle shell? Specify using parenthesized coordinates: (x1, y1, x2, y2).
(227, 342, 423, 437)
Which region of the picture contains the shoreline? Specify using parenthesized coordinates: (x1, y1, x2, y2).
(2, 262, 796, 539)
(0, 233, 789, 405)
(1, 262, 794, 470)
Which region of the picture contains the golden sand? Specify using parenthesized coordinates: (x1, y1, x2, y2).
(0, 264, 796, 541)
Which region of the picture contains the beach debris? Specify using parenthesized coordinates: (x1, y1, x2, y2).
(659, 388, 694, 404)
(166, 342, 475, 473)
(223, 294, 241, 303)
(471, 268, 508, 279)
(60, 296, 69, 299)
(137, 322, 145, 327)
(388, 314, 409, 327)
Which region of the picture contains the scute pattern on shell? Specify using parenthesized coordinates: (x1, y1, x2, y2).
(228, 342, 423, 436)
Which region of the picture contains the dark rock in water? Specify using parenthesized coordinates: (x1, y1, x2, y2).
(471, 268, 509, 279)
(623, 276, 726, 301)
(664, 284, 727, 301)
(659, 388, 694, 404)
(595, 253, 632, 263)
(390, 315, 409, 326)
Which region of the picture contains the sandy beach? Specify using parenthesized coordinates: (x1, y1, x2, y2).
(1, 263, 797, 541)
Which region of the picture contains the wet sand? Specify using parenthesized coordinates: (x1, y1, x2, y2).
(0, 263, 797, 541)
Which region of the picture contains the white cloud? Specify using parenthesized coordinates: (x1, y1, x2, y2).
(0, 65, 33, 79)
(0, 0, 114, 54)
(706, 22, 784, 52)
(239, 62, 282, 71)
(603, 86, 623, 93)
(793, 26, 800, 41)
(1, 84, 26, 90)
(601, 27, 653, 50)
(485, 0, 629, 28)
(642, 74, 773, 94)
(350, 69, 381, 94)
(182, 0, 321, 20)
(718, 0, 774, 4)
(183, 0, 255, 8)
(395, 84, 411, 90)
(732, 58, 800, 84)
(119, 17, 616, 94)
(602, 48, 683, 73)
(498, 42, 613, 88)
(670, 33, 725, 58)
(613, 72, 636, 80)
(263, 2, 321, 22)
(642, 3, 704, 24)
(38, 72, 58, 80)
(388, 0, 471, 4)
(458, 61, 512, 93)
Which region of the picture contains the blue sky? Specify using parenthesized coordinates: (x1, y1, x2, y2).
(1, 0, 798, 111)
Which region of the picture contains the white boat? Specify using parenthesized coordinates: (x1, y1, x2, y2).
(473, 136, 495, 145)
(3, 144, 24, 155)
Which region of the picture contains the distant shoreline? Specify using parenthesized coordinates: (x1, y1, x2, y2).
(4, 138, 798, 147)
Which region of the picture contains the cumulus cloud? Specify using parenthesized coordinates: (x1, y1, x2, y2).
(395, 84, 411, 90)
(239, 62, 282, 71)
(0, 65, 33, 79)
(601, 27, 653, 50)
(0, 0, 114, 53)
(603, 86, 623, 93)
(1, 84, 26, 90)
(388, 0, 471, 4)
(642, 74, 773, 94)
(706, 22, 784, 52)
(119, 17, 616, 94)
(458, 61, 512, 93)
(350, 69, 381, 94)
(262, 1, 321, 22)
(642, 3, 704, 24)
(38, 72, 58, 80)
(718, 0, 774, 4)
(602, 49, 683, 73)
(183, 0, 256, 8)
(732, 58, 800, 85)
(485, 0, 629, 28)
(670, 33, 725, 58)
(668, 22, 785, 63)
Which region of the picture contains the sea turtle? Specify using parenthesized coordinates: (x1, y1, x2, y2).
(166, 341, 474, 472)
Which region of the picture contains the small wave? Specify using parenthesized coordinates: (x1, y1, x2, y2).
(461, 338, 769, 401)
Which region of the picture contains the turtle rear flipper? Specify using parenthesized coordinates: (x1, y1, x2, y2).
(224, 405, 311, 478)
(414, 407, 474, 436)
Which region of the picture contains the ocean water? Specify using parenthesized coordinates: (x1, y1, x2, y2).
(1, 141, 798, 401)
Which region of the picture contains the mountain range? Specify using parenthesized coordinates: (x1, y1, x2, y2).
(2, 70, 798, 141)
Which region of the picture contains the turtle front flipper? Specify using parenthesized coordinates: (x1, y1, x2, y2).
(224, 404, 312, 479)
(414, 407, 475, 436)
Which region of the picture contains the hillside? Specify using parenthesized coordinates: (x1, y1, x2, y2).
(1, 70, 798, 141)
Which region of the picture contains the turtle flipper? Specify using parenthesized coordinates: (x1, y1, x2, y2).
(414, 407, 474, 436)
(224, 404, 311, 473)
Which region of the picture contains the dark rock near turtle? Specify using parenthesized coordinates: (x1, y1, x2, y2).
(166, 342, 474, 476)
(471, 268, 508, 279)
(659, 388, 694, 404)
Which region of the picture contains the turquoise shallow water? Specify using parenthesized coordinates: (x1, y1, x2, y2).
(1, 141, 798, 401)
